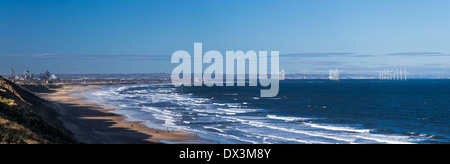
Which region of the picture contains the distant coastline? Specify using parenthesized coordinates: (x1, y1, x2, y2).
(3, 73, 449, 84)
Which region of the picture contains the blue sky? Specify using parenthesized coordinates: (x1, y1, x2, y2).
(1, 0, 450, 75)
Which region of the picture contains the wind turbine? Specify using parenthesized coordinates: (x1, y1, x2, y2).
(404, 67, 408, 81)
(395, 68, 399, 80)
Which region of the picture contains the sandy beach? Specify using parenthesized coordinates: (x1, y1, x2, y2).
(38, 85, 202, 144)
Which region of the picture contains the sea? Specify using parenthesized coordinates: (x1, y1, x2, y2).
(73, 79, 450, 144)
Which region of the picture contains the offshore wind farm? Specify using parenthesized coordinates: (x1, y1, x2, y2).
(379, 67, 408, 81)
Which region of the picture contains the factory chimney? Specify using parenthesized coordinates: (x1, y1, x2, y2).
(10, 68, 15, 82)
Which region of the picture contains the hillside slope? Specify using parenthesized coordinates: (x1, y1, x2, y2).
(0, 76, 77, 144)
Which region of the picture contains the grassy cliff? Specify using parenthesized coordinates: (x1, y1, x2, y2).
(0, 76, 77, 144)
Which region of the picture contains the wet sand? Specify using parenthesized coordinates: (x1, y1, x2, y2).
(38, 85, 202, 144)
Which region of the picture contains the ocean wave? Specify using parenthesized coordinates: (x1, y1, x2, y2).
(192, 108, 227, 115)
(222, 116, 355, 143)
(234, 127, 327, 144)
(197, 113, 209, 116)
(226, 103, 241, 108)
(213, 103, 227, 106)
(261, 134, 327, 144)
(204, 126, 226, 133)
(115, 86, 129, 92)
(216, 133, 259, 144)
(140, 107, 181, 126)
(303, 122, 371, 133)
(218, 108, 259, 114)
(222, 116, 422, 144)
(404, 132, 446, 140)
(353, 134, 416, 144)
(266, 115, 312, 122)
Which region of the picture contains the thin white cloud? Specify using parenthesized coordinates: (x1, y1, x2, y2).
(280, 52, 354, 58)
(385, 52, 446, 56)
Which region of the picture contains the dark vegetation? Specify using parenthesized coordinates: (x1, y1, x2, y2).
(0, 76, 77, 144)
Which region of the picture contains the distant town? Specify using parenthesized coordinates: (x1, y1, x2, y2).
(4, 68, 171, 84)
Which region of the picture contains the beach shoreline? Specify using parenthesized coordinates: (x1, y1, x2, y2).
(38, 84, 203, 144)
